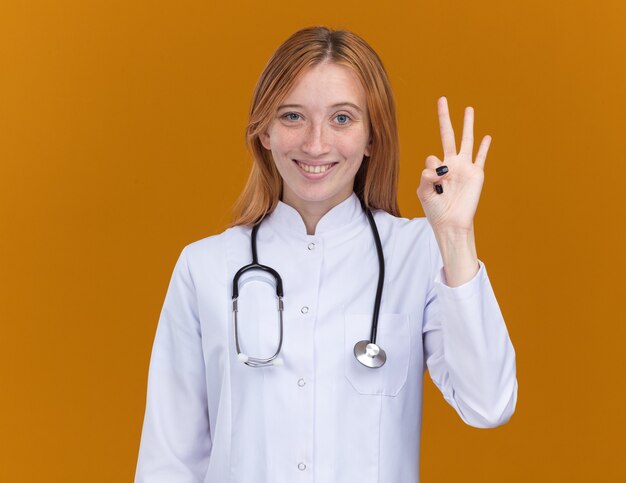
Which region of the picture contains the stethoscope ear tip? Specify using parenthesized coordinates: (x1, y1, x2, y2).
(237, 353, 249, 363)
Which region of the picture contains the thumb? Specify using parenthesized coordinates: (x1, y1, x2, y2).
(417, 164, 449, 200)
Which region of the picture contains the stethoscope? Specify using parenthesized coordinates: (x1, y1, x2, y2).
(232, 197, 387, 369)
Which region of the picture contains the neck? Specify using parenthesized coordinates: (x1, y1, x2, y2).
(301, 212, 324, 235)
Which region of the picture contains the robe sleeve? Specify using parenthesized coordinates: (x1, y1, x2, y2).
(135, 246, 212, 482)
(422, 226, 518, 428)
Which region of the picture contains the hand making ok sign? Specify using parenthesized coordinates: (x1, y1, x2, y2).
(417, 96, 492, 234)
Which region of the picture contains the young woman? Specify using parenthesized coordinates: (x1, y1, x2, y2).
(135, 26, 517, 483)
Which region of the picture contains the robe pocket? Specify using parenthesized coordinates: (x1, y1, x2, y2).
(344, 313, 411, 396)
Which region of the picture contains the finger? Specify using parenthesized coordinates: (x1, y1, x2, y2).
(474, 135, 492, 169)
(425, 154, 442, 170)
(438, 96, 457, 158)
(420, 167, 449, 185)
(459, 106, 474, 156)
(417, 168, 443, 198)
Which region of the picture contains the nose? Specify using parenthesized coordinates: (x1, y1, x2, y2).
(301, 122, 330, 158)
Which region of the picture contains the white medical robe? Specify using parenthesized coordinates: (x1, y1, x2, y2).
(135, 192, 518, 482)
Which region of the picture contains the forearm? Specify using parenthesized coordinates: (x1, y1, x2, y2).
(432, 226, 479, 287)
(426, 266, 518, 427)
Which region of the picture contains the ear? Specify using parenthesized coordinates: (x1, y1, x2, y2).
(364, 136, 372, 157)
(260, 131, 271, 150)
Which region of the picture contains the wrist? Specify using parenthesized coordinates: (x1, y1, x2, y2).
(432, 226, 479, 287)
(433, 225, 476, 254)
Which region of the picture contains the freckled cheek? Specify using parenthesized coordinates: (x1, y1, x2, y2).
(336, 139, 369, 160)
(274, 131, 302, 153)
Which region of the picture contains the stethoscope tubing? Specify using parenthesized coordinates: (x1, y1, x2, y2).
(360, 197, 385, 346)
(232, 196, 386, 368)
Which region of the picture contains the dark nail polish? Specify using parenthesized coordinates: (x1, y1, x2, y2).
(436, 165, 448, 176)
(435, 184, 443, 194)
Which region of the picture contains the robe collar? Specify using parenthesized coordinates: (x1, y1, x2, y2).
(264, 192, 369, 245)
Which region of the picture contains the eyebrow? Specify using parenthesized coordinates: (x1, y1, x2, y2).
(277, 102, 364, 114)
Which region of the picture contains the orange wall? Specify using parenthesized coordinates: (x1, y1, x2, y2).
(1, 0, 624, 481)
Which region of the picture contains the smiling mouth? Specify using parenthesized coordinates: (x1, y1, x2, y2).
(293, 160, 338, 173)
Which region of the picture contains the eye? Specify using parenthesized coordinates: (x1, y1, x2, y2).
(281, 112, 302, 121)
(334, 113, 352, 125)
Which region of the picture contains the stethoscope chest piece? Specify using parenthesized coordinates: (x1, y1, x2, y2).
(354, 340, 386, 368)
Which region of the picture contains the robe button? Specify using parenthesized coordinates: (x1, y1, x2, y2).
(298, 462, 307, 471)
(307, 242, 316, 250)
(301, 306, 309, 314)
(297, 378, 306, 387)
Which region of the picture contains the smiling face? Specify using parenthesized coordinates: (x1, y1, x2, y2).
(260, 61, 371, 215)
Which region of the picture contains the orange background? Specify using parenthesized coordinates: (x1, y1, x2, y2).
(1, 0, 624, 481)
